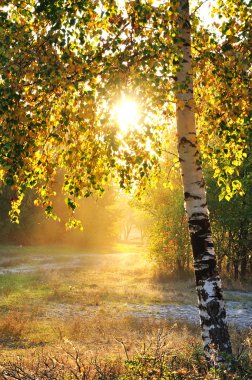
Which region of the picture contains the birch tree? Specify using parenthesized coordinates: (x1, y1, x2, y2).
(173, 0, 232, 362)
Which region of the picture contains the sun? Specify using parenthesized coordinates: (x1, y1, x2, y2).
(114, 99, 139, 134)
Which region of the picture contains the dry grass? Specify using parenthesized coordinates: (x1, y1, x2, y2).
(0, 328, 251, 379)
(0, 244, 251, 379)
(0, 311, 26, 345)
(0, 323, 203, 376)
(0, 243, 197, 359)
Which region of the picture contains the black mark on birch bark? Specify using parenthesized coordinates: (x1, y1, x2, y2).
(207, 299, 220, 318)
(179, 157, 186, 163)
(184, 192, 201, 200)
(193, 179, 205, 188)
(200, 288, 209, 302)
(208, 322, 231, 354)
(179, 136, 196, 148)
(200, 180, 205, 188)
(191, 212, 208, 219)
(189, 218, 218, 283)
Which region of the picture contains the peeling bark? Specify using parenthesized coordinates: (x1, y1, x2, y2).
(174, 0, 232, 363)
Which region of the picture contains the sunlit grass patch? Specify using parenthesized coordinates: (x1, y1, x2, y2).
(0, 273, 54, 310)
(0, 246, 197, 312)
(0, 273, 45, 299)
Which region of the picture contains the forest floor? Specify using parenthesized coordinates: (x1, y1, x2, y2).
(0, 243, 251, 378)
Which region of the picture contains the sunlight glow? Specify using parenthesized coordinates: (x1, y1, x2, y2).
(114, 99, 139, 134)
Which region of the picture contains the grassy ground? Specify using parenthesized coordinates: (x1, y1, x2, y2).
(0, 244, 251, 379)
(0, 244, 198, 350)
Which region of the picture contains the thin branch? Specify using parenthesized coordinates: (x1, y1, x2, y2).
(115, 338, 129, 360)
(161, 149, 179, 158)
(190, 0, 210, 16)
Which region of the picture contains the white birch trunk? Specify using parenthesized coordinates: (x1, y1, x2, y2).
(174, 0, 232, 363)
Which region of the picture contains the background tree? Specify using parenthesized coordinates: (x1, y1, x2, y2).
(0, 185, 121, 247)
(143, 181, 191, 276)
(207, 156, 252, 281)
(194, 0, 251, 200)
(132, 132, 192, 277)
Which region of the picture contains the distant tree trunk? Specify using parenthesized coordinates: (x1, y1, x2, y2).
(240, 255, 247, 279)
(239, 219, 249, 279)
(226, 230, 233, 274)
(250, 255, 252, 274)
(226, 259, 230, 274)
(234, 261, 239, 281)
(174, 0, 232, 363)
(186, 250, 190, 270)
(123, 223, 132, 241)
(176, 257, 183, 272)
(217, 255, 222, 273)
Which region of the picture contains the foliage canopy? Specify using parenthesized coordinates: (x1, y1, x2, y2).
(0, 0, 251, 224)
